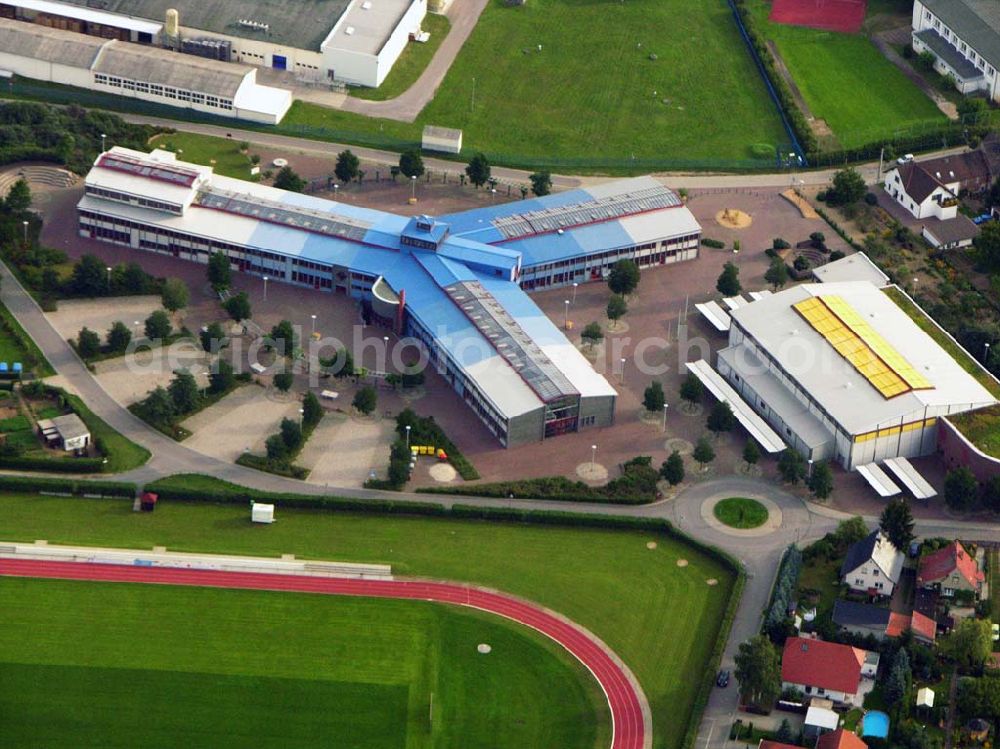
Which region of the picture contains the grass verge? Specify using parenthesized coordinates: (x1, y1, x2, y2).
(351, 14, 451, 101)
(713, 497, 769, 529)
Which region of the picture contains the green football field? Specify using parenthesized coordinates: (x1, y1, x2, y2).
(745, 0, 945, 149)
(0, 489, 737, 749)
(0, 577, 608, 748)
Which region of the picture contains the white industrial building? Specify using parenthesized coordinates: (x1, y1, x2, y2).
(77, 149, 707, 446)
(713, 282, 996, 470)
(0, 18, 291, 122)
(0, 0, 426, 88)
(912, 0, 1000, 102)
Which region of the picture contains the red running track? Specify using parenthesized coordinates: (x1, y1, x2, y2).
(1, 558, 647, 749)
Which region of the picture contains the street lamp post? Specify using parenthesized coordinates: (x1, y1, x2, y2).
(662, 402, 669, 432)
(411, 175, 417, 201)
(590, 444, 597, 471)
(807, 459, 814, 479)
(263, 276, 269, 301)
(985, 342, 991, 363)
(620, 357, 626, 385)
(22, 220, 28, 245)
(491, 188, 497, 202)
(572, 282, 578, 303)
(563, 299, 570, 329)
(334, 183, 339, 200)
(106, 265, 112, 289)
(405, 424, 411, 449)
(101, 133, 106, 152)
(311, 314, 317, 336)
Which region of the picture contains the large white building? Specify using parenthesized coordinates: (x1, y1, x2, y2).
(78, 148, 702, 447)
(715, 282, 996, 470)
(912, 0, 1000, 102)
(0, 18, 292, 123)
(0, 0, 426, 88)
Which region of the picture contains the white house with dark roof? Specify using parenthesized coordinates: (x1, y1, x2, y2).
(913, 0, 1000, 102)
(840, 530, 905, 597)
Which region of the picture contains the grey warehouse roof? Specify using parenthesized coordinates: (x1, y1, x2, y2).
(919, 0, 1000, 69)
(0, 17, 106, 68)
(94, 42, 251, 97)
(54, 0, 351, 51)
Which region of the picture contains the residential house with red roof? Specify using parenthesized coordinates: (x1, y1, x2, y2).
(917, 541, 985, 599)
(817, 728, 869, 749)
(781, 637, 879, 707)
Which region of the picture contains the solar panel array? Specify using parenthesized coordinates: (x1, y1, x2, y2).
(98, 153, 200, 188)
(445, 280, 578, 403)
(793, 295, 933, 399)
(493, 184, 681, 239)
(197, 187, 370, 241)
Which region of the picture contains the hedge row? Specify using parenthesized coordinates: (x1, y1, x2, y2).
(418, 472, 655, 505)
(701, 238, 726, 249)
(0, 454, 104, 472)
(814, 207, 863, 253)
(0, 474, 135, 497)
(449, 504, 672, 529)
(235, 453, 309, 480)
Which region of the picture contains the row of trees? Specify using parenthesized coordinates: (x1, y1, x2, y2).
(943, 466, 1000, 513)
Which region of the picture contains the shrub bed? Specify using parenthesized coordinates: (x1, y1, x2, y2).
(396, 408, 478, 480)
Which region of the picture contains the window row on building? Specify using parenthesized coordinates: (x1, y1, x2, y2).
(922, 9, 997, 77)
(93, 72, 234, 110)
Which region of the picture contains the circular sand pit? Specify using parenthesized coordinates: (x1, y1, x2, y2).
(714, 208, 752, 229)
(706, 578, 719, 586)
(576, 462, 609, 482)
(477, 643, 492, 654)
(665, 438, 693, 456)
(429, 463, 457, 482)
(646, 541, 658, 550)
(676, 559, 689, 567)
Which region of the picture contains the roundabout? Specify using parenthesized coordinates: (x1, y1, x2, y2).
(712, 497, 769, 529)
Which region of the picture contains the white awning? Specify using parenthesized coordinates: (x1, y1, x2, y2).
(685, 360, 786, 453)
(694, 301, 730, 332)
(723, 295, 750, 311)
(856, 463, 902, 498)
(748, 290, 772, 301)
(883, 457, 937, 499)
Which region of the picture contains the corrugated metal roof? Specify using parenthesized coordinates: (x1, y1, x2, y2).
(94, 42, 250, 97)
(0, 17, 106, 68)
(920, 0, 1000, 69)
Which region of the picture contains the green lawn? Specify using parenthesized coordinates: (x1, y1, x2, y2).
(278, 0, 789, 166)
(713, 497, 769, 529)
(148, 132, 260, 180)
(745, 0, 945, 149)
(0, 577, 607, 748)
(796, 554, 843, 619)
(352, 13, 451, 101)
(0, 491, 737, 749)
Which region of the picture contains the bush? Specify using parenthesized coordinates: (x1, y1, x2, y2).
(702, 238, 725, 249)
(864, 192, 878, 206)
(772, 238, 791, 250)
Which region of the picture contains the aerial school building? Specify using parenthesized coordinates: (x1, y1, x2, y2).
(78, 148, 702, 447)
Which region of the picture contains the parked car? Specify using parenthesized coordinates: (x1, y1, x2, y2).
(716, 670, 730, 688)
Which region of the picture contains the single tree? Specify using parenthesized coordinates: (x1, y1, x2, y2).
(399, 149, 425, 178)
(879, 497, 915, 551)
(974, 220, 1000, 272)
(223, 292, 252, 322)
(764, 257, 789, 291)
(465, 152, 491, 188)
(777, 448, 806, 484)
(334, 149, 360, 184)
(144, 310, 172, 340)
(302, 391, 323, 428)
(716, 261, 741, 297)
(643, 380, 665, 413)
(273, 166, 306, 192)
(834, 516, 871, 547)
(807, 460, 834, 499)
(885, 647, 912, 707)
(660, 450, 685, 485)
(70, 254, 108, 297)
(208, 359, 235, 394)
(141, 386, 176, 426)
(322, 348, 355, 378)
(706, 400, 735, 435)
(200, 321, 225, 353)
(77, 327, 101, 359)
(734, 635, 781, 710)
(942, 618, 993, 670)
(680, 372, 704, 405)
(3, 178, 32, 215)
(122, 262, 150, 294)
(269, 319, 296, 356)
(944, 467, 979, 511)
(608, 259, 640, 296)
(106, 321, 132, 354)
(581, 321, 604, 349)
(692, 436, 715, 470)
(273, 372, 293, 392)
(828, 167, 867, 206)
(774, 720, 795, 745)
(981, 474, 1000, 514)
(265, 433, 288, 461)
(167, 369, 200, 413)
(606, 294, 627, 326)
(280, 417, 303, 450)
(207, 251, 232, 293)
(161, 278, 189, 313)
(529, 170, 552, 197)
(353, 384, 377, 415)
(743, 439, 761, 467)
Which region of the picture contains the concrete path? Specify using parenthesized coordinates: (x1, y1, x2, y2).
(340, 0, 491, 122)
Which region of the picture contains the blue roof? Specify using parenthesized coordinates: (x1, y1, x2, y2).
(441, 188, 590, 236)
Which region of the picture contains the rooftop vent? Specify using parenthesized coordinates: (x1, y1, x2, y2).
(362, 0, 372, 6)
(345, 25, 355, 34)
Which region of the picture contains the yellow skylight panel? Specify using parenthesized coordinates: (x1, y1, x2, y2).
(792, 295, 933, 399)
